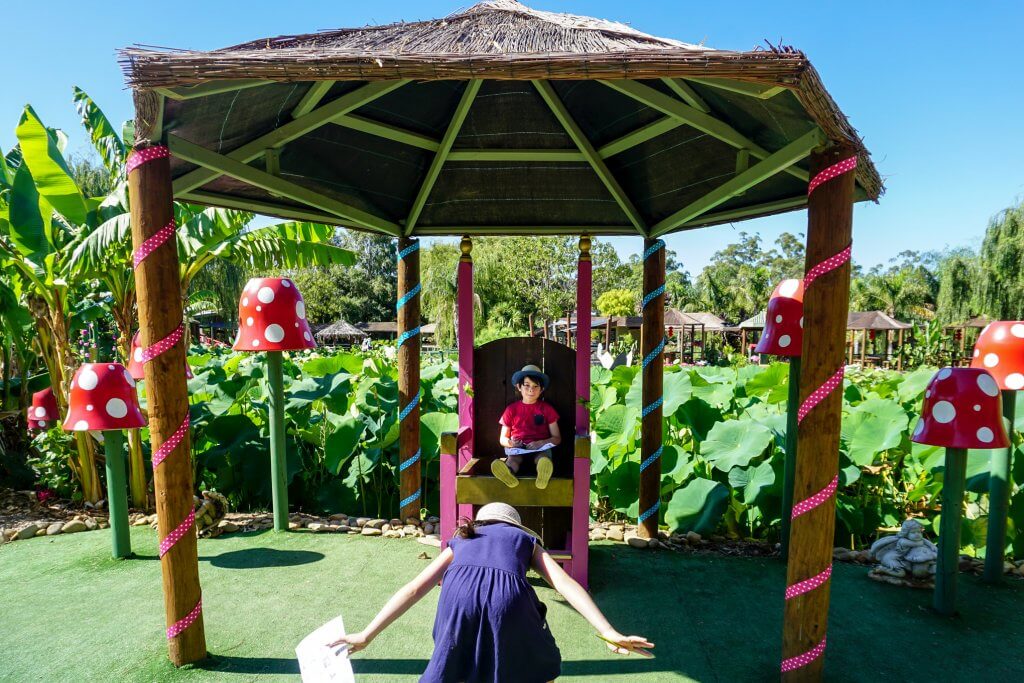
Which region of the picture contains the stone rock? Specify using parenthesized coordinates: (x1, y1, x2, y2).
(1017, 565, 1024, 577)
(606, 528, 624, 542)
(670, 533, 688, 545)
(958, 557, 973, 572)
(417, 552, 431, 560)
(383, 530, 402, 538)
(218, 521, 239, 533)
(62, 520, 87, 534)
(405, 517, 421, 527)
(1005, 562, 1016, 574)
(361, 527, 382, 537)
(307, 523, 327, 533)
(84, 518, 98, 531)
(607, 524, 624, 535)
(132, 518, 149, 527)
(147, 514, 159, 525)
(35, 527, 47, 537)
(367, 519, 387, 530)
(4, 528, 18, 541)
(423, 523, 435, 535)
(335, 525, 353, 533)
(417, 535, 442, 548)
(98, 521, 109, 529)
(685, 531, 702, 544)
(389, 518, 402, 528)
(426, 515, 440, 524)
(355, 517, 370, 528)
(381, 524, 391, 533)
(46, 523, 64, 536)
(626, 534, 649, 549)
(647, 539, 662, 549)
(657, 530, 670, 541)
(589, 529, 607, 541)
(328, 513, 348, 521)
(288, 522, 302, 530)
(404, 525, 420, 535)
(16, 524, 41, 540)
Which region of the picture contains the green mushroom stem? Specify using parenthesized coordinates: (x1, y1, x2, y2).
(103, 429, 131, 559)
(780, 356, 801, 559)
(983, 390, 1017, 583)
(934, 447, 967, 616)
(267, 350, 289, 532)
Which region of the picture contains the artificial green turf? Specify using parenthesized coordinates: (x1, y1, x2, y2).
(1, 527, 1023, 682)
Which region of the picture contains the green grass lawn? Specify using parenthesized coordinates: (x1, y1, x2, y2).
(1, 527, 1023, 682)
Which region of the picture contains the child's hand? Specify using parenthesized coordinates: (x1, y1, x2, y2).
(327, 630, 371, 654)
(598, 629, 654, 657)
(526, 440, 548, 450)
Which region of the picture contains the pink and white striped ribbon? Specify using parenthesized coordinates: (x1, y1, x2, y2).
(166, 599, 202, 640)
(133, 219, 176, 269)
(159, 509, 196, 558)
(126, 145, 170, 176)
(803, 245, 851, 289)
(152, 414, 191, 469)
(781, 636, 827, 673)
(791, 475, 839, 520)
(139, 324, 184, 365)
(797, 367, 845, 423)
(785, 565, 832, 600)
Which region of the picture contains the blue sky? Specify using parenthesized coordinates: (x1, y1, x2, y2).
(5, 1, 1023, 273)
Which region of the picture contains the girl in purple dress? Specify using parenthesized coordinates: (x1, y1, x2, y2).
(330, 502, 653, 682)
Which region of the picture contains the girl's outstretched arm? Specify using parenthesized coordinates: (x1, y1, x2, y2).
(530, 545, 653, 657)
(328, 546, 454, 653)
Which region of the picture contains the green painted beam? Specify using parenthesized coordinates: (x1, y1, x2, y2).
(446, 149, 585, 162)
(651, 127, 824, 237)
(155, 79, 275, 101)
(735, 148, 750, 196)
(172, 80, 410, 196)
(661, 78, 711, 113)
(180, 190, 352, 227)
(413, 225, 637, 236)
(680, 195, 807, 228)
(334, 115, 440, 151)
(264, 148, 281, 177)
(404, 79, 482, 235)
(168, 134, 400, 235)
(292, 81, 335, 119)
(684, 77, 787, 99)
(533, 80, 646, 234)
(150, 93, 165, 145)
(600, 79, 809, 183)
(597, 117, 683, 158)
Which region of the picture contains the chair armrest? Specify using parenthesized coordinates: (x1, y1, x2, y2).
(441, 426, 474, 457)
(458, 457, 482, 475)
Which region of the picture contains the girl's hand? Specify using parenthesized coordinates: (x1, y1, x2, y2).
(598, 629, 654, 657)
(327, 631, 371, 654)
(526, 440, 547, 449)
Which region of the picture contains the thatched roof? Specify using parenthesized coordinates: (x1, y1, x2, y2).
(315, 319, 367, 342)
(847, 311, 912, 331)
(737, 311, 767, 329)
(944, 316, 991, 330)
(120, 1, 880, 238)
(357, 321, 437, 335)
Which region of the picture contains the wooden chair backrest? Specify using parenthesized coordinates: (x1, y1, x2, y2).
(472, 337, 576, 478)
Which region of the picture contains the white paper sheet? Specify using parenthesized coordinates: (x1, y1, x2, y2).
(295, 616, 355, 683)
(503, 442, 556, 456)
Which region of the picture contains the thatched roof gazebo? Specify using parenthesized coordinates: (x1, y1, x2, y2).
(119, 1, 879, 675)
(314, 319, 367, 345)
(846, 310, 912, 369)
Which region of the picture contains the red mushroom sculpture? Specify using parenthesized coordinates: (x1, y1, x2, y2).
(969, 321, 1024, 582)
(63, 363, 146, 558)
(755, 278, 805, 557)
(911, 367, 1009, 615)
(233, 277, 315, 531)
(27, 388, 59, 431)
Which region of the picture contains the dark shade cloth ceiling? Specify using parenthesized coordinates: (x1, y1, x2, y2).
(120, 0, 882, 238)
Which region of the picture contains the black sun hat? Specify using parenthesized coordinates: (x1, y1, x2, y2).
(511, 364, 549, 389)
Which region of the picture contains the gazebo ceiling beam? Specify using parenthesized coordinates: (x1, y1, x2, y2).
(597, 117, 683, 158)
(600, 79, 809, 183)
(414, 225, 636, 236)
(447, 150, 585, 162)
(172, 79, 410, 196)
(154, 79, 275, 101)
(650, 127, 825, 238)
(661, 78, 711, 112)
(179, 190, 357, 227)
(291, 81, 336, 119)
(333, 115, 440, 151)
(532, 79, 646, 234)
(683, 77, 787, 100)
(404, 79, 482, 236)
(168, 134, 401, 235)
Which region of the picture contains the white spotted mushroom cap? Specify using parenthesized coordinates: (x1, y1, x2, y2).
(128, 331, 193, 380)
(754, 279, 804, 357)
(911, 367, 1009, 449)
(27, 388, 58, 432)
(232, 277, 316, 352)
(969, 321, 1024, 391)
(62, 363, 147, 432)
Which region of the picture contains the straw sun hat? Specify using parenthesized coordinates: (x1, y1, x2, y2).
(476, 502, 542, 541)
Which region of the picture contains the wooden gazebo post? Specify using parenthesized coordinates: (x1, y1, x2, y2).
(639, 238, 665, 539)
(397, 237, 422, 521)
(781, 145, 855, 680)
(128, 100, 206, 665)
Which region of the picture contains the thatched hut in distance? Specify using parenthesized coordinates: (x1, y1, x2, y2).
(945, 315, 992, 366)
(314, 319, 367, 347)
(847, 310, 912, 369)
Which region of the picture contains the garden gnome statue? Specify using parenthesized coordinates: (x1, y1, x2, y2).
(233, 277, 315, 531)
(868, 519, 938, 585)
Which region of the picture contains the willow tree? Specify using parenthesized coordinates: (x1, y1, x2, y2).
(978, 202, 1024, 320)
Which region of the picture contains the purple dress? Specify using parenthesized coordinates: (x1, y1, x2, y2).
(420, 523, 562, 682)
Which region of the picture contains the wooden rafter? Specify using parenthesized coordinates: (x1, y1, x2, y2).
(155, 79, 275, 101)
(334, 115, 440, 151)
(685, 77, 787, 99)
(661, 78, 710, 112)
(532, 80, 646, 234)
(172, 80, 410, 196)
(291, 81, 335, 119)
(404, 79, 482, 236)
(598, 117, 682, 158)
(650, 127, 825, 237)
(180, 190, 352, 226)
(414, 225, 636, 236)
(168, 135, 400, 235)
(447, 150, 584, 162)
(600, 79, 809, 183)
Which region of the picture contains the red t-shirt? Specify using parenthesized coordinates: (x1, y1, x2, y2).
(500, 400, 560, 444)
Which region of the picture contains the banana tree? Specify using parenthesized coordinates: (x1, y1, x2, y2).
(65, 88, 355, 507)
(0, 106, 103, 501)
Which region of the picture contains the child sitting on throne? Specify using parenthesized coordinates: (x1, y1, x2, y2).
(491, 365, 561, 489)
